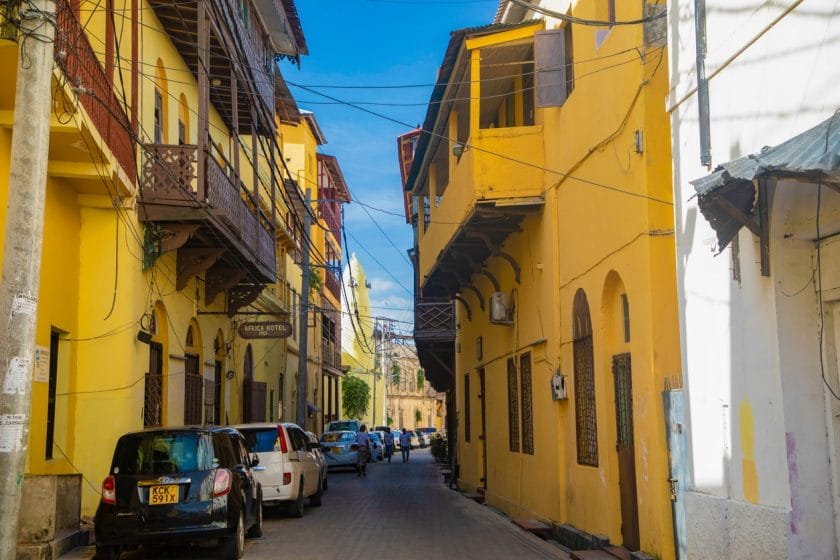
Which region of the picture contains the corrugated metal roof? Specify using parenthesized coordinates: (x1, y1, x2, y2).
(404, 19, 543, 193)
(692, 111, 840, 250)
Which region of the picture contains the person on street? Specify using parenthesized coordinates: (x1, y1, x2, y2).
(399, 428, 411, 463)
(355, 424, 371, 476)
(383, 427, 394, 463)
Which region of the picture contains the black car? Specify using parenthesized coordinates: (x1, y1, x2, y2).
(94, 426, 263, 560)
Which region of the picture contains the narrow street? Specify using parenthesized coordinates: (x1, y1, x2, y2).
(63, 449, 561, 560)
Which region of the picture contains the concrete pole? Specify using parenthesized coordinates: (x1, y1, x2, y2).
(296, 189, 312, 427)
(0, 1, 57, 557)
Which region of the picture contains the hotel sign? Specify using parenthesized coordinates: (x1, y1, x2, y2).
(238, 321, 293, 339)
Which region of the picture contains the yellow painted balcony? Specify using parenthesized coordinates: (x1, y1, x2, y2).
(418, 125, 545, 291)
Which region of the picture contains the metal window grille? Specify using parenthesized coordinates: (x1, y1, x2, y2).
(573, 289, 598, 466)
(145, 342, 163, 427)
(520, 353, 534, 455)
(612, 354, 634, 446)
(184, 353, 203, 425)
(464, 373, 471, 442)
(507, 358, 520, 452)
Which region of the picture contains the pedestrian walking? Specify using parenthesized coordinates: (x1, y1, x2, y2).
(383, 427, 394, 463)
(355, 424, 371, 476)
(399, 428, 411, 463)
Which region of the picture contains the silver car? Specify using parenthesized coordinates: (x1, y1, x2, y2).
(306, 431, 328, 491)
(320, 431, 358, 470)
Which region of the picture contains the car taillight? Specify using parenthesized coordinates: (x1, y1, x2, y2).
(282, 473, 291, 485)
(277, 426, 289, 453)
(101, 476, 116, 505)
(213, 468, 232, 497)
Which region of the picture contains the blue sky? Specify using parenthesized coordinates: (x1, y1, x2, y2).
(280, 0, 499, 335)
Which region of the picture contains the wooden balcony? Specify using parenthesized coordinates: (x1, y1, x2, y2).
(414, 299, 456, 343)
(147, 0, 276, 132)
(325, 269, 341, 300)
(139, 144, 276, 304)
(53, 0, 136, 182)
(417, 126, 544, 296)
(321, 338, 341, 373)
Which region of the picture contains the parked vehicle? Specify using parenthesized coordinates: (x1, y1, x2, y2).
(319, 431, 358, 470)
(325, 419, 362, 433)
(368, 431, 385, 461)
(306, 431, 329, 492)
(409, 430, 420, 449)
(418, 427, 438, 437)
(234, 422, 323, 517)
(414, 429, 430, 448)
(94, 426, 263, 560)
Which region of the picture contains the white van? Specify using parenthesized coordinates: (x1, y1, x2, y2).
(235, 423, 324, 517)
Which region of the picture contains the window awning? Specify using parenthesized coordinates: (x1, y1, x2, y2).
(692, 112, 840, 252)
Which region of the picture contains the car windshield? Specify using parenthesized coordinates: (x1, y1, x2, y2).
(113, 432, 213, 475)
(240, 429, 277, 453)
(320, 432, 354, 443)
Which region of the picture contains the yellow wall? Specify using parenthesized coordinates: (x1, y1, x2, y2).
(0, 0, 299, 515)
(418, 4, 678, 557)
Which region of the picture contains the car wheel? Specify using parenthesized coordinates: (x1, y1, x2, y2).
(309, 478, 323, 507)
(247, 490, 263, 538)
(223, 511, 245, 560)
(94, 545, 119, 560)
(287, 480, 304, 518)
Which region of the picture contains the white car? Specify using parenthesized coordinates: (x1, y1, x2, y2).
(235, 422, 324, 517)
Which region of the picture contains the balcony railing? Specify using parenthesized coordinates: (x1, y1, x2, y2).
(55, 0, 136, 182)
(321, 338, 341, 371)
(140, 144, 276, 280)
(219, 0, 274, 113)
(414, 299, 455, 342)
(324, 270, 341, 300)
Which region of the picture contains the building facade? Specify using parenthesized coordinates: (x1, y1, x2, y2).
(405, 1, 680, 557)
(667, 0, 840, 557)
(0, 0, 309, 519)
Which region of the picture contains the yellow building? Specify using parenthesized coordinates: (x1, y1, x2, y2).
(406, 2, 678, 557)
(0, 0, 307, 522)
(278, 112, 350, 432)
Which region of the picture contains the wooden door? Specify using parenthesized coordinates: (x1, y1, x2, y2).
(145, 342, 163, 427)
(613, 353, 640, 551)
(479, 368, 487, 488)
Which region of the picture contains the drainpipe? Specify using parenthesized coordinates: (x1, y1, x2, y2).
(695, 0, 712, 168)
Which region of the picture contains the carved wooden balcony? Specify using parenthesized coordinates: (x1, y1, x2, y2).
(414, 299, 456, 343)
(139, 144, 276, 296)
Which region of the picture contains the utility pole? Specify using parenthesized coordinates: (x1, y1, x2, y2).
(0, 1, 57, 557)
(296, 189, 312, 427)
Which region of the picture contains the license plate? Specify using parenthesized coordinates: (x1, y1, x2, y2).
(149, 484, 178, 505)
(331, 447, 341, 454)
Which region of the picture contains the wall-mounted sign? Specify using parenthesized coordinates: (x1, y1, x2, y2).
(238, 321, 292, 339)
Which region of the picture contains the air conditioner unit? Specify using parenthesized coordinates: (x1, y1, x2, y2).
(550, 374, 568, 401)
(489, 292, 512, 324)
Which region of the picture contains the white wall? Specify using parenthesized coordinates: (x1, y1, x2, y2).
(667, 1, 840, 557)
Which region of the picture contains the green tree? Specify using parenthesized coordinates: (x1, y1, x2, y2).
(415, 408, 422, 424)
(342, 374, 370, 419)
(308, 265, 323, 298)
(416, 368, 425, 389)
(391, 362, 401, 385)
(386, 414, 394, 426)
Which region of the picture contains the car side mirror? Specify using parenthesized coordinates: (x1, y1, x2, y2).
(251, 454, 260, 467)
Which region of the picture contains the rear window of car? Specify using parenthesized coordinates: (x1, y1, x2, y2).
(240, 429, 278, 453)
(320, 432, 354, 443)
(369, 433, 382, 442)
(112, 432, 213, 475)
(327, 421, 360, 432)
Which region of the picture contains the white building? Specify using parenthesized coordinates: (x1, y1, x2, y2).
(667, 1, 840, 558)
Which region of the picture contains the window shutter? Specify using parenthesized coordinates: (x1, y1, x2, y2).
(535, 29, 568, 108)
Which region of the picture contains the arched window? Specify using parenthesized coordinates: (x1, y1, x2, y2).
(573, 289, 598, 466)
(178, 94, 190, 144)
(154, 60, 169, 144)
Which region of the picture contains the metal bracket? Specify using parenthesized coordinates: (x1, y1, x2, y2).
(453, 295, 472, 321)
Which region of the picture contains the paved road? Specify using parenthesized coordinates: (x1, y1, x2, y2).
(63, 449, 560, 560)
